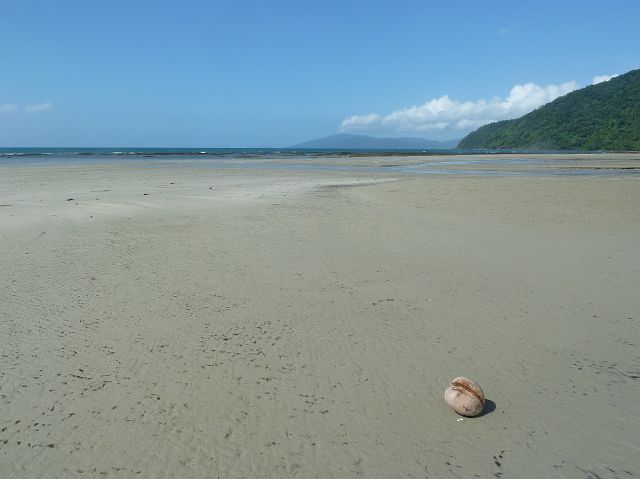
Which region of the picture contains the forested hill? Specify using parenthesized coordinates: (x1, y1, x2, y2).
(458, 69, 640, 151)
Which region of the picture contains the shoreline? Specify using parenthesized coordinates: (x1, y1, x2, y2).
(2, 153, 640, 179)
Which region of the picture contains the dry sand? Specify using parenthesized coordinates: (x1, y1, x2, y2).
(1, 157, 639, 478)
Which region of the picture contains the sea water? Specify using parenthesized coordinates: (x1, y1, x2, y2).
(1, 147, 638, 177)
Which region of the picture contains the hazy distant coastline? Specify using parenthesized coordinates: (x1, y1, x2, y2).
(292, 133, 460, 149)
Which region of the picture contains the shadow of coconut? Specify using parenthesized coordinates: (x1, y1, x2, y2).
(478, 399, 496, 417)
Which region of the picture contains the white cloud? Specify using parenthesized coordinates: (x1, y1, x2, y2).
(592, 74, 618, 85)
(340, 112, 382, 128)
(0, 103, 19, 114)
(340, 81, 578, 136)
(25, 102, 53, 113)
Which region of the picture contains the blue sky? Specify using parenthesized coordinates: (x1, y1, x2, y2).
(1, 0, 638, 147)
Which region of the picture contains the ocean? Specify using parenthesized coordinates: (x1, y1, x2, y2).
(0, 147, 462, 160)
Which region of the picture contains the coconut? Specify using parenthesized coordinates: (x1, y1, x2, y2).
(444, 376, 485, 417)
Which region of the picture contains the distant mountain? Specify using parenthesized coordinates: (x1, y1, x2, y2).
(292, 134, 459, 149)
(458, 68, 640, 151)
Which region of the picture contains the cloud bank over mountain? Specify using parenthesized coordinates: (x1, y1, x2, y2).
(339, 76, 615, 138)
(592, 74, 618, 85)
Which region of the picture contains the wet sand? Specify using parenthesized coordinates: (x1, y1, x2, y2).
(1, 157, 639, 478)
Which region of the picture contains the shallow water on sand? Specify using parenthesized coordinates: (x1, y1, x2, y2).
(2, 150, 639, 177)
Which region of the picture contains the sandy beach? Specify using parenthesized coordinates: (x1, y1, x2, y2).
(1, 156, 639, 478)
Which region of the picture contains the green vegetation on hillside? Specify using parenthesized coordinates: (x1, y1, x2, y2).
(458, 69, 640, 151)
